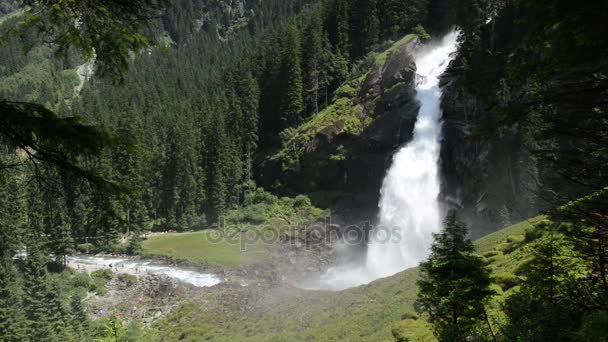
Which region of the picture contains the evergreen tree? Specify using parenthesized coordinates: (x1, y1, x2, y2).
(0, 257, 26, 341)
(351, 0, 380, 57)
(503, 228, 581, 340)
(302, 11, 325, 115)
(206, 113, 230, 223)
(279, 23, 304, 128)
(328, 0, 350, 61)
(69, 294, 90, 341)
(417, 210, 494, 341)
(22, 244, 57, 341)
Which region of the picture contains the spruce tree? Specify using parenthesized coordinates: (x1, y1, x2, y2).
(206, 113, 229, 223)
(279, 23, 304, 128)
(302, 12, 324, 115)
(503, 228, 581, 340)
(70, 294, 90, 341)
(333, 0, 350, 60)
(0, 257, 26, 342)
(417, 210, 494, 341)
(22, 244, 57, 342)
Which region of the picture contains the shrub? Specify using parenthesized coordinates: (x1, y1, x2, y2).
(491, 272, 522, 291)
(524, 228, 543, 242)
(506, 235, 525, 244)
(244, 188, 277, 206)
(76, 243, 95, 254)
(92, 269, 114, 281)
(118, 273, 138, 287)
(483, 251, 499, 258)
(489, 283, 504, 295)
(575, 312, 608, 341)
(413, 25, 431, 41)
(91, 277, 108, 295)
(71, 272, 92, 289)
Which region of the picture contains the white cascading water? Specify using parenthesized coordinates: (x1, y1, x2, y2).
(317, 31, 459, 290)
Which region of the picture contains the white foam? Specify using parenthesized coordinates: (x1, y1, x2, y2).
(318, 31, 460, 290)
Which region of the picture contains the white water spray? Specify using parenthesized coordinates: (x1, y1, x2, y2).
(317, 31, 459, 290)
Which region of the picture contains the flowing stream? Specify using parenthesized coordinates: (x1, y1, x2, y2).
(69, 255, 222, 288)
(317, 31, 459, 290)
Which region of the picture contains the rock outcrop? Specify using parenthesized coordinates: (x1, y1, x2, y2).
(257, 36, 421, 223)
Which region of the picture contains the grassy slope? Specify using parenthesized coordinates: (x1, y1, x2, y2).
(145, 216, 545, 341)
(142, 231, 274, 267)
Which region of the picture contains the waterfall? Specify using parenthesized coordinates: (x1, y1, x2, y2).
(316, 31, 459, 290)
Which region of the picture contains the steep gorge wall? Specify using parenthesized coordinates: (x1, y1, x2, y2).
(438, 8, 540, 237)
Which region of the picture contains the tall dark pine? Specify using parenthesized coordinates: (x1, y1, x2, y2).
(302, 12, 324, 115)
(0, 257, 26, 341)
(22, 245, 57, 341)
(417, 210, 494, 341)
(279, 23, 304, 128)
(331, 0, 350, 60)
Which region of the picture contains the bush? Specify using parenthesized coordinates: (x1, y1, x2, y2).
(92, 269, 114, 281)
(118, 273, 138, 287)
(483, 250, 499, 258)
(491, 272, 522, 291)
(71, 272, 93, 289)
(575, 312, 608, 341)
(76, 243, 95, 254)
(91, 277, 108, 295)
(243, 188, 277, 206)
(524, 228, 543, 242)
(506, 235, 525, 244)
(489, 283, 504, 295)
(413, 25, 431, 41)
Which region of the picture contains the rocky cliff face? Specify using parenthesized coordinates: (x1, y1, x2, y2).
(257, 36, 421, 223)
(439, 71, 529, 237)
(437, 15, 540, 237)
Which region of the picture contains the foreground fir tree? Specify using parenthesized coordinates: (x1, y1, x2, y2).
(417, 210, 494, 341)
(502, 227, 581, 341)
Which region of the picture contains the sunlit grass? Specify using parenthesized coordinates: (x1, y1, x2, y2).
(142, 230, 274, 267)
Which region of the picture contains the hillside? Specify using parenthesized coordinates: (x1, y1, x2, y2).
(142, 217, 544, 341)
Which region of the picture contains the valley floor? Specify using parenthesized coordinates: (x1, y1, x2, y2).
(83, 217, 542, 341)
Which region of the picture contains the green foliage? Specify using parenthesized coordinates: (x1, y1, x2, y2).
(392, 319, 436, 342)
(417, 210, 494, 341)
(91, 269, 114, 281)
(225, 189, 323, 228)
(126, 233, 143, 256)
(117, 273, 138, 287)
(575, 312, 608, 342)
(490, 272, 521, 291)
(413, 24, 430, 41)
(15, 0, 170, 82)
(93, 315, 128, 342)
(277, 97, 366, 169)
(374, 34, 417, 66)
(0, 257, 27, 341)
